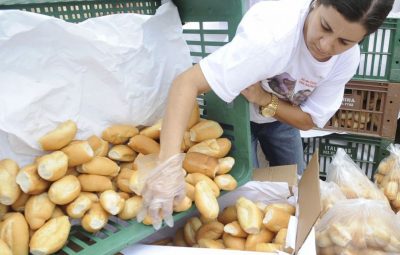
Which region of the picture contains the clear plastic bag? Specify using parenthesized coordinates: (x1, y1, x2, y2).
(319, 180, 346, 217)
(326, 148, 388, 202)
(375, 144, 400, 212)
(315, 199, 400, 254)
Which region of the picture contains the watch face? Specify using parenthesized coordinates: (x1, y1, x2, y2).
(261, 107, 274, 117)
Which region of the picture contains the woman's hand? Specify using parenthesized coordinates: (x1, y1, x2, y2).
(241, 82, 272, 106)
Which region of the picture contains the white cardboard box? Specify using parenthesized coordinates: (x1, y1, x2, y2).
(122, 152, 321, 255)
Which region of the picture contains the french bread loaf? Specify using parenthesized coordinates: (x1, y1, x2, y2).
(78, 156, 120, 177)
(236, 197, 263, 234)
(108, 145, 137, 162)
(87, 135, 109, 157)
(61, 140, 94, 167)
(78, 174, 113, 192)
(16, 164, 49, 195)
(127, 134, 160, 155)
(0, 159, 21, 205)
(183, 152, 219, 178)
(25, 193, 56, 230)
(101, 124, 139, 144)
(194, 180, 219, 220)
(189, 120, 223, 142)
(0, 212, 29, 255)
(99, 190, 125, 215)
(48, 175, 81, 205)
(39, 120, 77, 151)
(37, 151, 68, 181)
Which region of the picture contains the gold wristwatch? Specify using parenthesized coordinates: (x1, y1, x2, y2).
(260, 94, 279, 117)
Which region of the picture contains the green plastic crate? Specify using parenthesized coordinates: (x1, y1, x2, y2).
(302, 134, 392, 181)
(0, 0, 252, 254)
(353, 18, 400, 82)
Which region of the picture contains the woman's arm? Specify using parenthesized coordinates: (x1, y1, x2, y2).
(159, 64, 211, 162)
(241, 82, 315, 130)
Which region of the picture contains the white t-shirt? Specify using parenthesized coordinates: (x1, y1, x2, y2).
(199, 0, 360, 128)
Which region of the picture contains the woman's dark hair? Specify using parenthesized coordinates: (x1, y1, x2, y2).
(319, 0, 394, 35)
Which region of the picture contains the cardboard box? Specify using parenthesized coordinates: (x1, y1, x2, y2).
(121, 152, 321, 255)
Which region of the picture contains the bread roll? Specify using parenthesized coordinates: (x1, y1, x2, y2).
(183, 152, 219, 178)
(0, 212, 29, 255)
(78, 156, 120, 177)
(194, 180, 219, 220)
(214, 174, 237, 191)
(173, 196, 192, 212)
(87, 135, 109, 157)
(39, 120, 77, 151)
(217, 157, 235, 175)
(48, 175, 81, 205)
(30, 216, 71, 255)
(78, 174, 113, 192)
(255, 243, 283, 252)
(196, 221, 224, 242)
(99, 190, 125, 215)
(11, 192, 30, 212)
(25, 193, 56, 230)
(0, 159, 21, 205)
(384, 236, 400, 252)
(197, 238, 225, 249)
(66, 194, 93, 219)
(173, 228, 188, 247)
(185, 173, 220, 197)
(16, 164, 49, 195)
(80, 192, 99, 202)
(217, 205, 238, 225)
(384, 181, 398, 200)
(61, 140, 94, 167)
(327, 222, 352, 247)
(365, 220, 391, 249)
(189, 120, 223, 142)
(116, 168, 135, 193)
(316, 229, 333, 248)
(127, 135, 160, 155)
(245, 228, 275, 251)
(236, 197, 263, 234)
(263, 206, 291, 232)
(187, 102, 200, 129)
(222, 232, 245, 250)
(224, 220, 248, 238)
(185, 182, 195, 201)
(140, 119, 162, 140)
(81, 203, 109, 233)
(274, 228, 287, 244)
(37, 151, 68, 181)
(101, 124, 139, 144)
(108, 145, 137, 162)
(265, 203, 296, 216)
(199, 215, 216, 224)
(188, 138, 231, 158)
(118, 196, 142, 220)
(184, 217, 203, 246)
(0, 239, 12, 255)
(51, 207, 65, 218)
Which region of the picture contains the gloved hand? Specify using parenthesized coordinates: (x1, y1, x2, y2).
(136, 153, 186, 230)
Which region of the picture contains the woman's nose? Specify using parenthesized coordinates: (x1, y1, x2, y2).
(319, 36, 334, 54)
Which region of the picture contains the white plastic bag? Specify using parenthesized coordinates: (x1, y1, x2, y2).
(0, 2, 192, 164)
(326, 148, 387, 202)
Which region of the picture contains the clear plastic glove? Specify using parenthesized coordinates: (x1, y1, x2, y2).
(136, 153, 185, 230)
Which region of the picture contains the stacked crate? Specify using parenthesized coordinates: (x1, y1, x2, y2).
(303, 18, 400, 180)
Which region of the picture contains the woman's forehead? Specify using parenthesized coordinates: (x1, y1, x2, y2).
(318, 5, 367, 41)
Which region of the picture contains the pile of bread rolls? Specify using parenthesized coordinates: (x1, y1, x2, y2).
(316, 199, 400, 255)
(0, 102, 238, 254)
(374, 144, 400, 213)
(326, 149, 387, 202)
(151, 198, 295, 252)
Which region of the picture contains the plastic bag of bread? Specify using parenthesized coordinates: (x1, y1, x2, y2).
(319, 180, 346, 217)
(326, 148, 387, 202)
(315, 199, 400, 254)
(374, 144, 400, 212)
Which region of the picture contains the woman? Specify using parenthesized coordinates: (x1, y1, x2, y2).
(137, 0, 394, 229)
